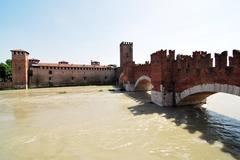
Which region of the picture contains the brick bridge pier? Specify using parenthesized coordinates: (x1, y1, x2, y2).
(119, 42, 240, 106)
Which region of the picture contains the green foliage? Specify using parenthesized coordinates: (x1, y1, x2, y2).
(0, 63, 7, 81)
(0, 59, 12, 82)
(5, 59, 11, 67)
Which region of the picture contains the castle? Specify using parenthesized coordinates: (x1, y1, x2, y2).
(10, 49, 116, 89)
(1, 41, 240, 107)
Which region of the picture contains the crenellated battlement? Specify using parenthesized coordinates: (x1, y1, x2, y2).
(150, 49, 240, 70)
(176, 51, 212, 69)
(229, 50, 240, 66)
(120, 41, 133, 46)
(150, 49, 175, 62)
(148, 49, 240, 92)
(11, 49, 29, 55)
(214, 51, 227, 68)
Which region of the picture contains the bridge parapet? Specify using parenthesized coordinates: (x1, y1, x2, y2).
(177, 51, 240, 89)
(150, 50, 240, 106)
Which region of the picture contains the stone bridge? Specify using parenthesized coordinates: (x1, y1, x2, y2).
(119, 42, 240, 106)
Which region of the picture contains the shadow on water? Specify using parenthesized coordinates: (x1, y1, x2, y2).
(119, 91, 240, 160)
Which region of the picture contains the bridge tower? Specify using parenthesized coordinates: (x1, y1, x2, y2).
(120, 42, 135, 90)
(11, 49, 29, 89)
(120, 41, 133, 67)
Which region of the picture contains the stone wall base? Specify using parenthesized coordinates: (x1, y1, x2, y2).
(151, 90, 174, 106)
(124, 83, 135, 91)
(0, 82, 13, 90)
(151, 84, 240, 107)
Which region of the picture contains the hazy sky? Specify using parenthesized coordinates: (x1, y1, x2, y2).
(0, 0, 240, 65)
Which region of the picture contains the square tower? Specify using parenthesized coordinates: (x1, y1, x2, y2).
(11, 49, 29, 89)
(120, 42, 133, 67)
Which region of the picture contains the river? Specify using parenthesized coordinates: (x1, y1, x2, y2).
(0, 86, 239, 160)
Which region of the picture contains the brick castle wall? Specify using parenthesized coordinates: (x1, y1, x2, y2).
(29, 64, 116, 87)
(10, 49, 116, 89)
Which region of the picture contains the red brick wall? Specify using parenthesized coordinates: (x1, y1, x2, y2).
(29, 65, 116, 87)
(122, 47, 240, 93)
(133, 64, 151, 81)
(150, 50, 240, 93)
(150, 50, 175, 91)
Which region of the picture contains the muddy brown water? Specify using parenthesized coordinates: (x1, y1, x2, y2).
(0, 86, 239, 160)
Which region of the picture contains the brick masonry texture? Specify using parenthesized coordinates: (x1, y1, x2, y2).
(11, 50, 116, 88)
(119, 42, 240, 106)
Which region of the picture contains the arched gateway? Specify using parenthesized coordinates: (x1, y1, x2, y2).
(119, 41, 240, 106)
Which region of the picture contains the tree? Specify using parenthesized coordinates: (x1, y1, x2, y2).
(0, 59, 12, 82)
(5, 59, 12, 80)
(0, 63, 7, 82)
(5, 59, 11, 66)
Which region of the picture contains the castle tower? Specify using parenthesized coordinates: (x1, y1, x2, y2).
(11, 49, 29, 89)
(120, 42, 133, 67)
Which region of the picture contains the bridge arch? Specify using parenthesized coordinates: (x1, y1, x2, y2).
(176, 83, 240, 106)
(134, 75, 152, 91)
